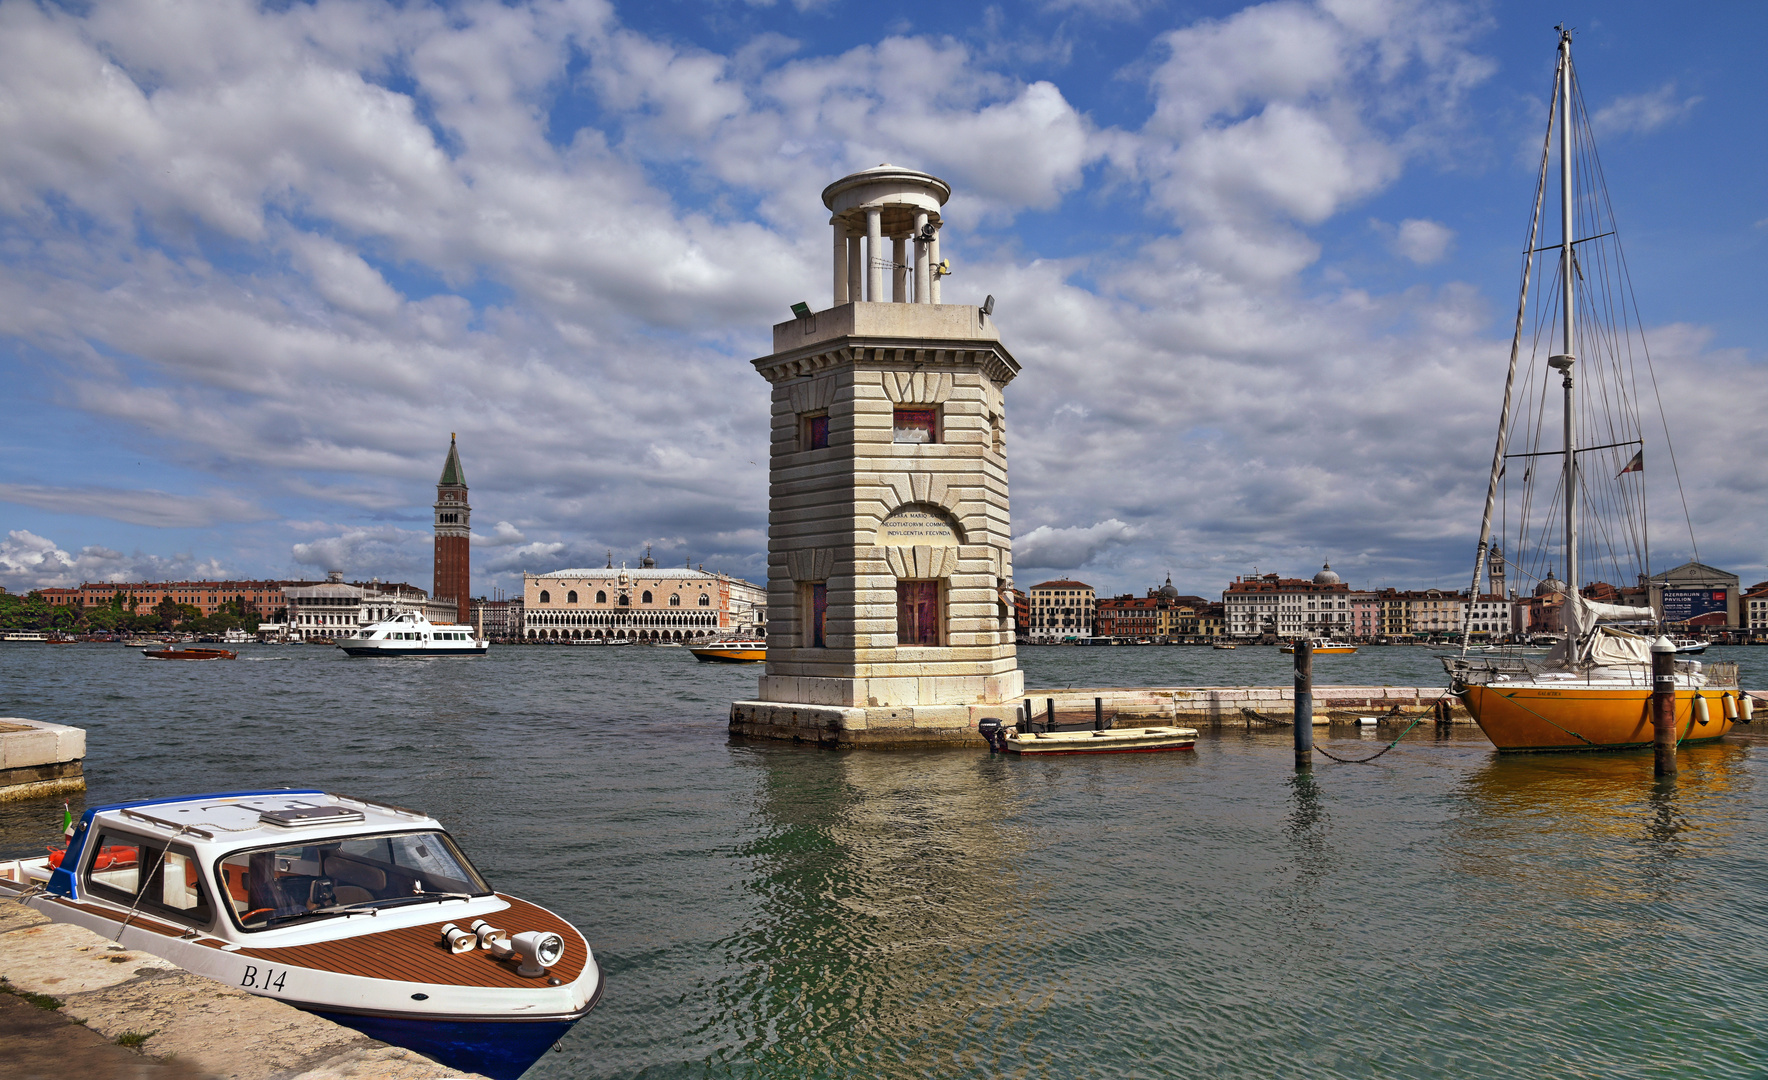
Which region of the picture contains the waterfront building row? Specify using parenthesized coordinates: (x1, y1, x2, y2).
(522, 555, 766, 642)
(1024, 557, 1762, 643)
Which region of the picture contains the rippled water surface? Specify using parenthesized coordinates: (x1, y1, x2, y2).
(4, 643, 1768, 1078)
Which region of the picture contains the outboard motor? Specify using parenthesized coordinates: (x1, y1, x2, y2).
(978, 717, 1006, 753)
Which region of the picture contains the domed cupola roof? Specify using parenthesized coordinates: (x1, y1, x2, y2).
(1536, 568, 1565, 596)
(1158, 574, 1180, 600)
(1312, 563, 1342, 586)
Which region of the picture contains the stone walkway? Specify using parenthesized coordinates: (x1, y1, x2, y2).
(0, 899, 485, 1080)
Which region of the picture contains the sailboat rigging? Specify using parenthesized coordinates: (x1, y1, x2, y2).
(1444, 27, 1736, 752)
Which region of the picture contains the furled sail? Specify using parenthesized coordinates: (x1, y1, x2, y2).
(1573, 594, 1655, 626)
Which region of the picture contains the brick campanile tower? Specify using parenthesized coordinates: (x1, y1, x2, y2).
(433, 434, 470, 625)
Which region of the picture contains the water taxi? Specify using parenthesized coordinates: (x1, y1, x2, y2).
(0, 790, 601, 1079)
(2, 630, 48, 642)
(338, 611, 487, 657)
(1280, 640, 1357, 655)
(689, 635, 766, 663)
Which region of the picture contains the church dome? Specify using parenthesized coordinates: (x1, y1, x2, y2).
(1536, 569, 1565, 596)
(1312, 563, 1342, 586)
(1158, 574, 1180, 600)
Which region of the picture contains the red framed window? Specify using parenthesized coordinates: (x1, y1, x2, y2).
(802, 413, 829, 450)
(892, 408, 937, 444)
(896, 581, 940, 645)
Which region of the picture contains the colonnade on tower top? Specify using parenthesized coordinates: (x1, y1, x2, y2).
(822, 164, 950, 308)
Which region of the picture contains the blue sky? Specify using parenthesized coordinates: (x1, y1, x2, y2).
(1, 0, 1765, 601)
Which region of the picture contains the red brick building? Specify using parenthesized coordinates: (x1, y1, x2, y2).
(433, 435, 471, 625)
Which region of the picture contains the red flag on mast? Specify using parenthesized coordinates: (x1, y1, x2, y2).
(1617, 449, 1644, 476)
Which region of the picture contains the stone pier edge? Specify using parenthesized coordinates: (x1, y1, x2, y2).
(731, 685, 1471, 748)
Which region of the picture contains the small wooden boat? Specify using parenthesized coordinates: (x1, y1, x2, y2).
(1213, 643, 1237, 650)
(997, 726, 1198, 755)
(0, 790, 601, 1079)
(142, 647, 237, 661)
(689, 635, 766, 663)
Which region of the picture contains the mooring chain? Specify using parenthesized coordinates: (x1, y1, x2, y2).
(1311, 694, 1449, 765)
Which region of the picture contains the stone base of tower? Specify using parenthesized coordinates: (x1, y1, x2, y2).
(734, 670, 1025, 747)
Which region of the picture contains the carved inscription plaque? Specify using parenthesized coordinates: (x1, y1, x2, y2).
(877, 508, 960, 548)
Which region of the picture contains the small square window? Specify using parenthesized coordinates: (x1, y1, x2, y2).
(893, 408, 938, 444)
(801, 413, 829, 451)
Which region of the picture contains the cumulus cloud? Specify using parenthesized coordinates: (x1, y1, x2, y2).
(1592, 81, 1702, 136)
(0, 529, 230, 591)
(1371, 217, 1456, 264)
(0, 0, 1759, 605)
(1015, 520, 1139, 572)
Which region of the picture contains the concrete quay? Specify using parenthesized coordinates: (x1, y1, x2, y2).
(0, 717, 86, 802)
(0, 900, 486, 1080)
(731, 684, 1468, 748)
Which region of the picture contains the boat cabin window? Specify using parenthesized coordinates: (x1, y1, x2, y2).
(84, 830, 214, 925)
(215, 830, 491, 932)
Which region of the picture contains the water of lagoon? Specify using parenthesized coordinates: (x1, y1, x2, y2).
(3, 642, 1766, 1078)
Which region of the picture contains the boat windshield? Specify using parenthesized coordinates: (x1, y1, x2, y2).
(216, 830, 492, 932)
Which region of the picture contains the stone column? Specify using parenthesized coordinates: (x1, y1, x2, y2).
(892, 236, 907, 302)
(832, 219, 848, 305)
(865, 207, 882, 301)
(913, 211, 929, 304)
(847, 236, 862, 304)
(928, 227, 942, 304)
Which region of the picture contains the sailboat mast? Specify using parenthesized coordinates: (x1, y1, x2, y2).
(1552, 26, 1580, 637)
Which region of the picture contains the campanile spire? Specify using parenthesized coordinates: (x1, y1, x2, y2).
(434, 433, 471, 624)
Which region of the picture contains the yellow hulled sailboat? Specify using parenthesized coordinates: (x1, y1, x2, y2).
(1443, 28, 1736, 753)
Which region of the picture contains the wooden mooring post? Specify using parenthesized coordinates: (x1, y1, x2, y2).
(1651, 636, 1677, 777)
(1293, 639, 1313, 770)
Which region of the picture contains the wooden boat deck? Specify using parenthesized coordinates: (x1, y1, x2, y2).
(203, 895, 588, 988)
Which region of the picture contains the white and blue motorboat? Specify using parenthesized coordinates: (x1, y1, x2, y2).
(0, 790, 600, 1079)
(338, 610, 487, 657)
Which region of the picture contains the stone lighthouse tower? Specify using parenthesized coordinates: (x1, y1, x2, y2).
(433, 434, 470, 625)
(730, 165, 1023, 746)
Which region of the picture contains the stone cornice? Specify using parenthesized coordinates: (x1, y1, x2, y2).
(753, 337, 1021, 388)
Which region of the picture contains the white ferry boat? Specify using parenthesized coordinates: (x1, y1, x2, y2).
(2, 630, 48, 642)
(0, 790, 601, 1079)
(338, 611, 487, 657)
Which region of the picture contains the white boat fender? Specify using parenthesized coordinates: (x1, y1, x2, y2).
(1357, 717, 1379, 726)
(1722, 693, 1738, 721)
(1693, 695, 1710, 726)
(1744, 694, 1756, 723)
(439, 922, 477, 954)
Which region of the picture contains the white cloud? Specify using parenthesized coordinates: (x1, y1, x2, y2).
(1015, 519, 1139, 571)
(2, 0, 1761, 604)
(1374, 217, 1455, 264)
(472, 521, 529, 547)
(0, 529, 230, 591)
(1592, 81, 1702, 136)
